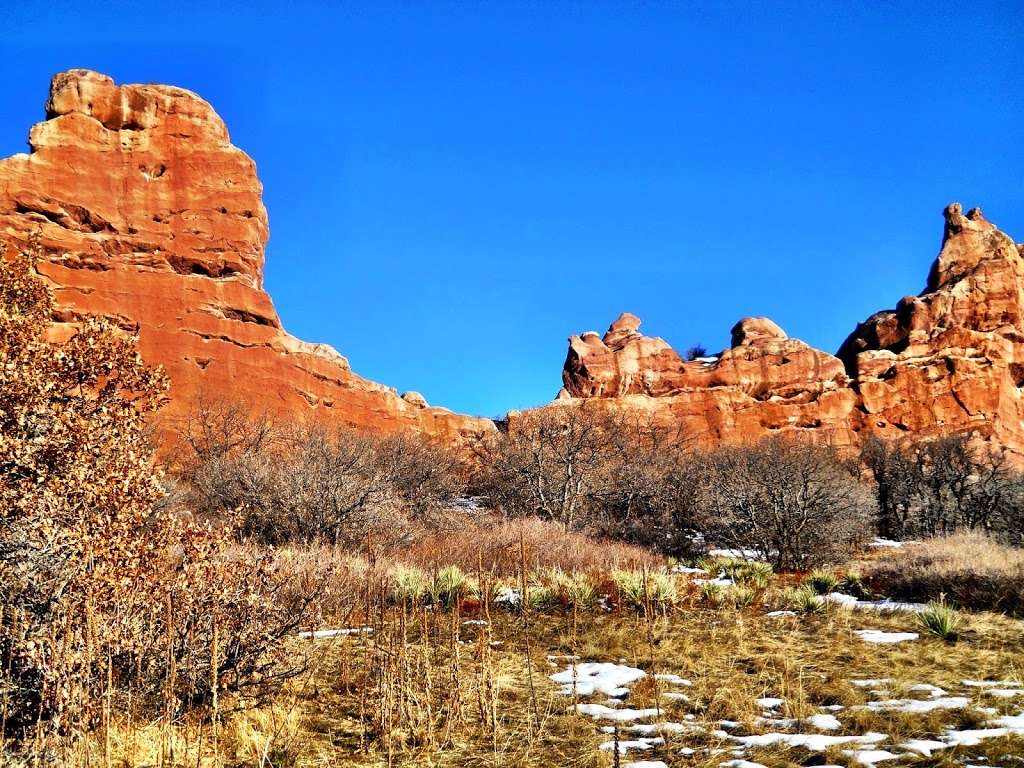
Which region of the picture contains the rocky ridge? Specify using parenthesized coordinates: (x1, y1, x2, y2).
(0, 70, 493, 445)
(559, 203, 1024, 456)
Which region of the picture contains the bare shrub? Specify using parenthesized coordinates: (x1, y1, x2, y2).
(0, 242, 322, 750)
(697, 437, 875, 570)
(172, 401, 467, 547)
(862, 434, 1024, 542)
(863, 533, 1024, 615)
(394, 516, 660, 576)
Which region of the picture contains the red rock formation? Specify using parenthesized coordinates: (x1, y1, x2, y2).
(0, 70, 493, 445)
(559, 204, 1024, 456)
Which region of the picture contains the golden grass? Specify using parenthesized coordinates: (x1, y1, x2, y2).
(862, 532, 1024, 615)
(80, 583, 1024, 768)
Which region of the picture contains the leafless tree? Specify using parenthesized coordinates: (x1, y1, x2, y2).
(698, 437, 875, 570)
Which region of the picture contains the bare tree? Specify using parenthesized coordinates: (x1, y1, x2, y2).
(699, 437, 875, 570)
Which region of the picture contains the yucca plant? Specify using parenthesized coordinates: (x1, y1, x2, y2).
(793, 586, 826, 614)
(432, 565, 478, 608)
(699, 581, 726, 607)
(803, 568, 841, 595)
(917, 596, 963, 642)
(391, 565, 430, 606)
(735, 561, 774, 589)
(612, 569, 677, 612)
(526, 584, 559, 611)
(731, 585, 758, 609)
(551, 569, 598, 610)
(839, 570, 869, 599)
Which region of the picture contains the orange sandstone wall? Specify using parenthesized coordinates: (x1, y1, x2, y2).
(0, 70, 493, 445)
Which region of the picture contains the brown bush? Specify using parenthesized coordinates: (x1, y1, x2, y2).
(0, 242, 322, 752)
(171, 399, 468, 548)
(863, 533, 1024, 615)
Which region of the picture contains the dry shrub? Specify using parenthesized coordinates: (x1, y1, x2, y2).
(863, 532, 1024, 614)
(0, 242, 321, 753)
(393, 515, 659, 576)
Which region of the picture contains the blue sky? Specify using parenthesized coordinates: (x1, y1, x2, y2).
(2, 1, 1022, 418)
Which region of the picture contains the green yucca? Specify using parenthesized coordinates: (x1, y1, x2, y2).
(803, 569, 841, 595)
(734, 561, 774, 589)
(792, 586, 826, 614)
(731, 585, 758, 608)
(432, 565, 478, 608)
(917, 597, 963, 642)
(612, 569, 677, 611)
(699, 581, 725, 607)
(391, 565, 430, 606)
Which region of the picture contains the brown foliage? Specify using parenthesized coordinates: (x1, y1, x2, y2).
(0, 242, 323, 752)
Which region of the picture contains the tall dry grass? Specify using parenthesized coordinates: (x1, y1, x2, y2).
(863, 532, 1024, 614)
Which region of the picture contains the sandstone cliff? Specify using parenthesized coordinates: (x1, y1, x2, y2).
(559, 204, 1024, 456)
(0, 70, 493, 444)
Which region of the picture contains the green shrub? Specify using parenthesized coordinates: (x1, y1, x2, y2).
(793, 586, 826, 614)
(731, 585, 758, 608)
(699, 581, 726, 607)
(391, 565, 430, 606)
(432, 565, 477, 607)
(612, 569, 677, 612)
(917, 597, 963, 641)
(803, 569, 840, 595)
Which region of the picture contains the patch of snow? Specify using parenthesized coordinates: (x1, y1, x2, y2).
(694, 577, 735, 587)
(868, 538, 905, 548)
(823, 593, 927, 612)
(855, 696, 969, 713)
(672, 566, 708, 575)
(462, 619, 487, 626)
(551, 662, 646, 697)
(575, 703, 660, 721)
(663, 692, 690, 701)
(765, 610, 797, 618)
(851, 678, 893, 688)
(494, 586, 521, 607)
(805, 713, 842, 731)
(986, 688, 1024, 698)
(908, 683, 946, 697)
(599, 737, 663, 755)
(841, 749, 900, 765)
(622, 762, 668, 768)
(723, 731, 888, 752)
(708, 549, 760, 559)
(756, 697, 784, 709)
(963, 679, 1021, 688)
(655, 673, 692, 686)
(719, 761, 767, 768)
(298, 627, 372, 639)
(942, 727, 1010, 746)
(853, 629, 919, 644)
(899, 738, 948, 756)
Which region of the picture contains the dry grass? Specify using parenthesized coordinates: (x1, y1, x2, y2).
(862, 532, 1024, 615)
(65, 561, 1024, 768)
(395, 516, 661, 576)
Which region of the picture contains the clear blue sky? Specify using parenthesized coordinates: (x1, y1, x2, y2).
(2, 2, 1022, 418)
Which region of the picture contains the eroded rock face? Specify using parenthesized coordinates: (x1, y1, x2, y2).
(559, 203, 1024, 456)
(0, 70, 493, 446)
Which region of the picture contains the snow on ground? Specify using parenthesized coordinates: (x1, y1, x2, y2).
(693, 576, 735, 587)
(297, 627, 372, 639)
(851, 678, 893, 688)
(899, 738, 948, 756)
(551, 662, 646, 697)
(622, 762, 668, 768)
(853, 629, 919, 644)
(599, 737, 664, 755)
(841, 748, 900, 765)
(720, 730, 888, 751)
(575, 703, 661, 721)
(765, 610, 796, 617)
(822, 592, 927, 612)
(855, 696, 970, 714)
(671, 565, 708, 574)
(805, 713, 842, 731)
(655, 673, 692, 686)
(707, 548, 761, 559)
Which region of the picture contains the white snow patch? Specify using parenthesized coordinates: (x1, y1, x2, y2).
(985, 688, 1024, 698)
(756, 697, 784, 709)
(655, 673, 692, 686)
(599, 737, 663, 755)
(298, 627, 372, 639)
(765, 610, 796, 618)
(551, 662, 645, 697)
(622, 762, 668, 768)
(841, 748, 900, 765)
(853, 629, 919, 644)
(899, 738, 948, 756)
(823, 593, 927, 612)
(851, 678, 893, 688)
(575, 703, 660, 721)
(723, 731, 888, 752)
(855, 696, 970, 714)
(719, 761, 767, 768)
(805, 713, 842, 731)
(708, 549, 760, 559)
(494, 586, 521, 607)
